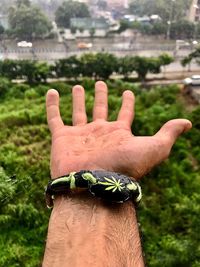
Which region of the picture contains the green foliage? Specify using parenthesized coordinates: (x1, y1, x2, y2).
(0, 24, 5, 35)
(0, 80, 199, 267)
(159, 54, 174, 66)
(95, 53, 118, 80)
(118, 19, 130, 33)
(80, 53, 118, 80)
(53, 56, 82, 80)
(170, 20, 195, 40)
(6, 84, 31, 99)
(150, 22, 167, 35)
(133, 56, 168, 81)
(135, 22, 167, 36)
(80, 53, 96, 78)
(129, 0, 192, 22)
(127, 1, 194, 39)
(89, 27, 95, 38)
(0, 77, 11, 97)
(0, 54, 173, 83)
(53, 53, 173, 81)
(0, 60, 51, 84)
(55, 0, 90, 28)
(181, 47, 200, 67)
(70, 26, 77, 34)
(0, 59, 21, 80)
(120, 18, 196, 39)
(8, 1, 52, 40)
(97, 0, 107, 10)
(118, 56, 135, 78)
(16, 0, 31, 7)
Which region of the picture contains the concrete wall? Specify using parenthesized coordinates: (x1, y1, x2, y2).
(188, 0, 200, 22)
(63, 29, 108, 39)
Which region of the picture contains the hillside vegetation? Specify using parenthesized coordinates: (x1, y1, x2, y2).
(0, 78, 199, 267)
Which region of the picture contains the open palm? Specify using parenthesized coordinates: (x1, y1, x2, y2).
(46, 81, 192, 179)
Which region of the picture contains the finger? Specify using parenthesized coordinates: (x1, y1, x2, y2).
(117, 90, 135, 126)
(155, 119, 192, 155)
(72, 85, 87, 126)
(93, 81, 108, 121)
(46, 89, 64, 133)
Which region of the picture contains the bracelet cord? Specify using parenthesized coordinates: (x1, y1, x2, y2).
(45, 170, 142, 208)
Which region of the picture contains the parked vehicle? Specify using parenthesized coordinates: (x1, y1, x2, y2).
(17, 41, 33, 48)
(77, 42, 93, 49)
(183, 75, 200, 85)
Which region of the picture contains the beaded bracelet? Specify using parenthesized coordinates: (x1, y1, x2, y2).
(45, 170, 142, 208)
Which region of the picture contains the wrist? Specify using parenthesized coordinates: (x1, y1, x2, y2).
(44, 193, 144, 267)
(50, 158, 105, 179)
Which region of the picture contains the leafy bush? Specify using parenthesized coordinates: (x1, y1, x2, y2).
(0, 77, 11, 97)
(7, 84, 31, 99)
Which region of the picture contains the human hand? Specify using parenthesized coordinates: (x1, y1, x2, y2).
(46, 81, 192, 179)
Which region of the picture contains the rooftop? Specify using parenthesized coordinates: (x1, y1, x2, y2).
(70, 17, 109, 30)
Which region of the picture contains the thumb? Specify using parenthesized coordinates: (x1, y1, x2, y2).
(155, 119, 192, 147)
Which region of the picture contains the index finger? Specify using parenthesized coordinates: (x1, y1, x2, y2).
(46, 89, 64, 133)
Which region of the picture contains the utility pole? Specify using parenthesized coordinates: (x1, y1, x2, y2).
(193, 4, 200, 41)
(166, 0, 175, 40)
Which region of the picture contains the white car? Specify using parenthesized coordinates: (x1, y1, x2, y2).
(183, 75, 200, 86)
(17, 41, 33, 48)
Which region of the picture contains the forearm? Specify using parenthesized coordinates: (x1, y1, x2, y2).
(43, 191, 144, 267)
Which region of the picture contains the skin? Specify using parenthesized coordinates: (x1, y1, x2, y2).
(43, 81, 192, 267)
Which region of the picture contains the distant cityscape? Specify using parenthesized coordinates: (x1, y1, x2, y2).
(0, 0, 200, 66)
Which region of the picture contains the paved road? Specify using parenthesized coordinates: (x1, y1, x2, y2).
(0, 38, 199, 73)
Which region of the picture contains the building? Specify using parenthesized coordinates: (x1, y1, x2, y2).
(76, 0, 93, 3)
(71, 17, 109, 29)
(0, 15, 9, 29)
(67, 17, 110, 38)
(188, 0, 200, 22)
(107, 0, 129, 9)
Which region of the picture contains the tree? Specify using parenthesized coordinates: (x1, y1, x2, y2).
(79, 27, 84, 33)
(80, 53, 97, 78)
(95, 53, 118, 80)
(89, 27, 95, 38)
(0, 25, 5, 35)
(34, 62, 51, 83)
(55, 1, 90, 28)
(133, 56, 155, 81)
(70, 26, 77, 35)
(54, 56, 82, 80)
(118, 20, 130, 33)
(131, 55, 173, 81)
(170, 20, 194, 40)
(18, 60, 51, 83)
(118, 56, 135, 78)
(150, 22, 167, 35)
(8, 3, 52, 40)
(16, 0, 31, 7)
(0, 77, 11, 97)
(0, 59, 20, 80)
(158, 54, 174, 66)
(97, 0, 107, 10)
(129, 0, 157, 17)
(181, 47, 200, 68)
(0, 0, 15, 12)
(129, 0, 192, 23)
